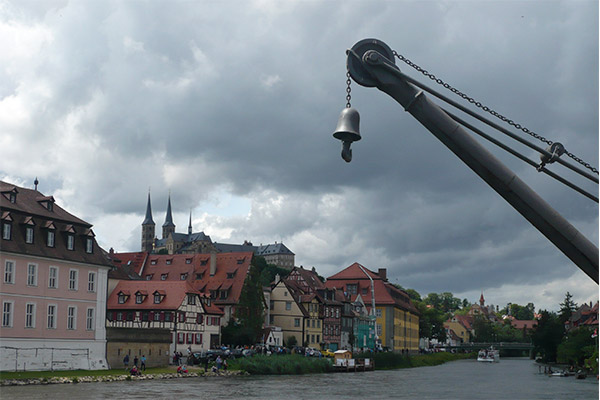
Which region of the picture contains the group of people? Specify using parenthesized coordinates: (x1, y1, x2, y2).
(123, 353, 147, 375)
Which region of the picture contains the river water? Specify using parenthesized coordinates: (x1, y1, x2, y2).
(2, 358, 598, 399)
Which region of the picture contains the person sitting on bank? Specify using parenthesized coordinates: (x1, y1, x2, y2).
(130, 365, 141, 376)
(177, 364, 188, 374)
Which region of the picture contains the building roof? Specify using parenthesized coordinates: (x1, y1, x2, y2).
(325, 263, 419, 315)
(0, 180, 110, 268)
(112, 251, 253, 306)
(107, 280, 222, 314)
(510, 320, 538, 330)
(255, 242, 295, 256)
(162, 195, 175, 228)
(142, 192, 154, 225)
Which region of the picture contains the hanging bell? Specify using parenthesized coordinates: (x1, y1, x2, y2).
(333, 107, 361, 162)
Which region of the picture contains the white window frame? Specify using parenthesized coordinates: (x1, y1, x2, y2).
(67, 306, 77, 330)
(48, 266, 58, 288)
(2, 301, 14, 327)
(47, 230, 55, 247)
(27, 263, 38, 286)
(47, 304, 57, 329)
(69, 269, 78, 291)
(87, 271, 96, 292)
(66, 234, 74, 250)
(25, 302, 36, 328)
(86, 238, 93, 253)
(25, 226, 34, 243)
(4, 260, 15, 284)
(86, 307, 95, 331)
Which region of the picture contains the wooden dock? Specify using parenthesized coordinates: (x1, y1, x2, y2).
(332, 358, 374, 372)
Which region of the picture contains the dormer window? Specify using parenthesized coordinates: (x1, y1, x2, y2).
(118, 293, 127, 304)
(86, 238, 93, 253)
(67, 235, 74, 250)
(166, 259, 172, 265)
(25, 227, 34, 244)
(187, 294, 196, 305)
(37, 196, 55, 211)
(237, 258, 245, 264)
(47, 230, 55, 247)
(185, 258, 192, 264)
(2, 221, 11, 240)
(220, 290, 228, 299)
(200, 259, 208, 266)
(180, 273, 188, 280)
(161, 273, 168, 280)
(196, 272, 204, 280)
(227, 271, 236, 279)
(9, 192, 16, 203)
(135, 291, 147, 304)
(154, 293, 161, 303)
(151, 259, 157, 265)
(145, 274, 153, 280)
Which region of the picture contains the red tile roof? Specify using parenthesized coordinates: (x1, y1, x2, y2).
(112, 251, 253, 306)
(510, 320, 538, 330)
(107, 280, 198, 310)
(325, 263, 419, 315)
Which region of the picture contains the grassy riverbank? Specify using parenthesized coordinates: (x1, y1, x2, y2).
(355, 351, 475, 370)
(231, 354, 333, 375)
(0, 366, 191, 381)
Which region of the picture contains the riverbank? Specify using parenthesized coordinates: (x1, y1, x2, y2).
(0, 352, 474, 385)
(0, 366, 246, 386)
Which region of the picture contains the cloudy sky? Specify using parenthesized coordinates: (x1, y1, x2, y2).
(1, 0, 597, 312)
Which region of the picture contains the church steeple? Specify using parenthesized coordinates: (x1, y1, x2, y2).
(162, 194, 176, 239)
(479, 292, 485, 307)
(141, 191, 156, 252)
(188, 209, 193, 235)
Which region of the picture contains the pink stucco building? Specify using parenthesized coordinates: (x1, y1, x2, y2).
(0, 181, 112, 371)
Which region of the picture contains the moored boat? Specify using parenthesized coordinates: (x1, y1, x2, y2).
(477, 347, 500, 362)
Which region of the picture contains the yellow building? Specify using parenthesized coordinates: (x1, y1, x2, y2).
(269, 279, 306, 347)
(326, 263, 420, 353)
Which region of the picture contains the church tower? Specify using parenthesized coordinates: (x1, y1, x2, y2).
(162, 194, 176, 239)
(188, 210, 193, 235)
(141, 192, 155, 252)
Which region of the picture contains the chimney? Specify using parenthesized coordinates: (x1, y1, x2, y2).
(275, 274, 280, 284)
(210, 251, 217, 276)
(378, 268, 387, 281)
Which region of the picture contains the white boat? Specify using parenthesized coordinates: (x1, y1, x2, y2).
(477, 347, 500, 362)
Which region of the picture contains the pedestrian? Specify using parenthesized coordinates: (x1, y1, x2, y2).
(203, 356, 209, 372)
(133, 355, 139, 368)
(141, 355, 146, 371)
(123, 354, 130, 370)
(223, 358, 228, 371)
(216, 355, 223, 370)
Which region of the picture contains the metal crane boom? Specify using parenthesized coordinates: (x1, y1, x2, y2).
(343, 39, 598, 283)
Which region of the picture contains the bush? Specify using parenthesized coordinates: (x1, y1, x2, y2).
(232, 354, 332, 375)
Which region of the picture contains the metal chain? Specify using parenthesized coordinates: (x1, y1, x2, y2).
(392, 51, 598, 174)
(346, 72, 352, 108)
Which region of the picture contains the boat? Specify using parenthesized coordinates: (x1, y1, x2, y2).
(477, 347, 500, 362)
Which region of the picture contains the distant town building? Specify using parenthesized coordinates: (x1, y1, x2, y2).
(140, 193, 295, 269)
(0, 180, 112, 371)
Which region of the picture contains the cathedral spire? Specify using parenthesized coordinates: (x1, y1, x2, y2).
(162, 194, 176, 239)
(188, 209, 192, 235)
(142, 191, 155, 225)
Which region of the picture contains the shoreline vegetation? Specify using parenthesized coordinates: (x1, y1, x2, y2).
(0, 352, 474, 386)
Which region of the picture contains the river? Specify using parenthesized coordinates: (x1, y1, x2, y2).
(2, 358, 597, 399)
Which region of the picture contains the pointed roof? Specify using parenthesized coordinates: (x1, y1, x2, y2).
(142, 192, 155, 225)
(188, 210, 192, 235)
(163, 195, 175, 227)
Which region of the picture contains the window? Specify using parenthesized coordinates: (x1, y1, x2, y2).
(116, 312, 123, 321)
(136, 294, 143, 304)
(4, 261, 14, 284)
(47, 230, 55, 247)
(86, 308, 95, 330)
(180, 273, 187, 280)
(48, 266, 58, 288)
(187, 332, 194, 344)
(161, 274, 168, 280)
(376, 309, 382, 318)
(118, 294, 126, 304)
(154, 294, 161, 304)
(25, 227, 34, 244)
(166, 259, 172, 265)
(179, 312, 186, 323)
(335, 309, 339, 318)
(196, 272, 204, 280)
(67, 306, 76, 330)
(178, 333, 184, 344)
(226, 272, 235, 279)
(188, 294, 196, 305)
(154, 312, 161, 321)
(185, 258, 192, 264)
(145, 274, 153, 280)
(88, 272, 96, 292)
(67, 234, 74, 250)
(2, 222, 11, 240)
(220, 290, 227, 299)
(317, 320, 320, 328)
(69, 269, 78, 290)
(362, 287, 368, 295)
(86, 238, 93, 253)
(346, 284, 357, 295)
(376, 323, 382, 336)
(151, 259, 157, 265)
(2, 301, 13, 327)
(24, 303, 35, 328)
(195, 333, 202, 344)
(196, 314, 203, 324)
(47, 305, 56, 329)
(27, 264, 37, 286)
(285, 301, 291, 311)
(165, 312, 173, 322)
(294, 318, 300, 327)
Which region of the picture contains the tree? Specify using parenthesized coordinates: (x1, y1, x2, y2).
(557, 327, 597, 367)
(415, 301, 446, 342)
(531, 310, 564, 362)
(286, 335, 297, 348)
(472, 314, 494, 342)
(234, 259, 265, 344)
(558, 292, 578, 324)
